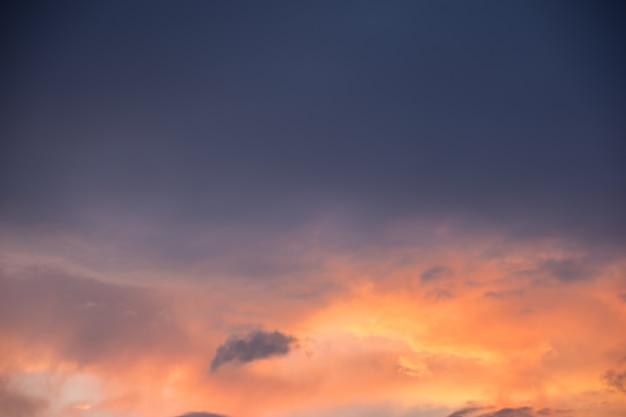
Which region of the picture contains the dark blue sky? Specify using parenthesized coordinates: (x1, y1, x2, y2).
(2, 1, 625, 246)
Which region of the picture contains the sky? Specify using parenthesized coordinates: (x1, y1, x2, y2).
(1, 1, 625, 417)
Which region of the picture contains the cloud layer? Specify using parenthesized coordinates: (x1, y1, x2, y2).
(0, 375, 46, 417)
(1, 2, 625, 417)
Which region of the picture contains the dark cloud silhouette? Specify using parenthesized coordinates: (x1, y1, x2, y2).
(421, 266, 453, 282)
(0, 267, 187, 365)
(174, 413, 227, 417)
(210, 330, 297, 372)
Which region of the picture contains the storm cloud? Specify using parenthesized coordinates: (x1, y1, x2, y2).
(210, 330, 297, 372)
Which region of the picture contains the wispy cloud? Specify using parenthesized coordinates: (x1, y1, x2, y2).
(421, 266, 454, 283)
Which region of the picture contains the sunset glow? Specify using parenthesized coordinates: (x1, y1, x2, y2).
(1, 2, 625, 417)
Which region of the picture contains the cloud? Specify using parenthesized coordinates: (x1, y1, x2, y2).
(536, 257, 601, 282)
(603, 369, 626, 393)
(483, 289, 523, 299)
(0, 267, 187, 365)
(174, 413, 227, 417)
(421, 266, 453, 282)
(426, 288, 455, 301)
(447, 406, 485, 417)
(0, 375, 46, 417)
(477, 407, 535, 417)
(448, 407, 556, 417)
(533, 409, 572, 416)
(210, 330, 297, 372)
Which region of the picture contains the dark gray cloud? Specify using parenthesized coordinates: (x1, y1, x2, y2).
(603, 369, 626, 393)
(421, 266, 453, 282)
(0, 375, 46, 417)
(174, 413, 227, 417)
(210, 330, 297, 372)
(1, 1, 624, 258)
(0, 267, 187, 365)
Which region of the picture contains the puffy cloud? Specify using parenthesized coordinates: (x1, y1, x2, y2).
(210, 330, 297, 372)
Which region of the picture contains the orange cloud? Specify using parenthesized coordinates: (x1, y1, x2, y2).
(1, 230, 625, 417)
